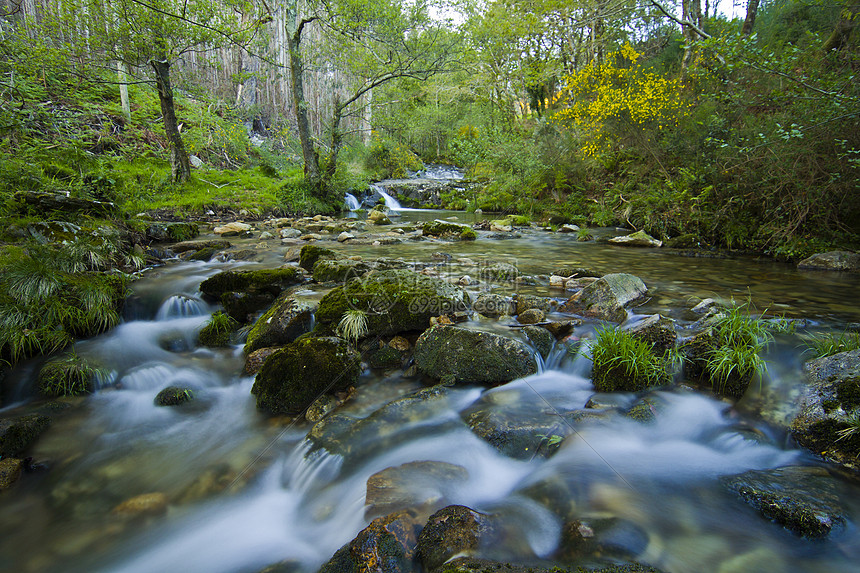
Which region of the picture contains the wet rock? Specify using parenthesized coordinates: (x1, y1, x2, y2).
(244, 347, 281, 375)
(797, 251, 860, 272)
(489, 219, 512, 232)
(557, 224, 580, 233)
(305, 394, 341, 423)
(199, 268, 305, 303)
(463, 398, 568, 459)
(479, 262, 519, 282)
(0, 458, 24, 489)
(337, 232, 355, 242)
(623, 314, 677, 355)
(523, 326, 554, 359)
(316, 269, 468, 337)
(515, 294, 551, 316)
(415, 326, 538, 386)
(691, 298, 720, 314)
(440, 558, 662, 573)
(555, 517, 650, 563)
(368, 346, 404, 369)
(368, 207, 393, 226)
(187, 246, 218, 261)
(280, 228, 303, 239)
(312, 258, 372, 283)
(790, 349, 860, 471)
(417, 505, 497, 573)
(37, 355, 99, 397)
(318, 511, 422, 573)
(307, 386, 460, 467)
(473, 293, 514, 318)
(517, 308, 545, 324)
(145, 222, 200, 243)
(154, 386, 195, 407)
(221, 291, 275, 323)
(721, 466, 850, 538)
(559, 273, 647, 323)
(422, 219, 471, 238)
(664, 233, 702, 249)
(365, 461, 469, 519)
(0, 414, 51, 457)
(298, 244, 338, 271)
(545, 320, 580, 339)
(111, 492, 169, 518)
(251, 337, 361, 415)
(244, 294, 315, 354)
(15, 191, 118, 217)
(608, 230, 662, 248)
(170, 239, 232, 253)
(388, 336, 411, 351)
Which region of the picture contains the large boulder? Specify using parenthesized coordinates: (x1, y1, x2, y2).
(365, 461, 469, 519)
(315, 269, 468, 337)
(721, 466, 850, 539)
(0, 414, 51, 457)
(251, 337, 360, 415)
(414, 326, 538, 386)
(797, 251, 860, 272)
(559, 273, 647, 323)
(790, 349, 860, 471)
(298, 244, 338, 272)
(198, 268, 305, 303)
(318, 511, 422, 573)
(417, 505, 497, 573)
(422, 219, 472, 239)
(608, 230, 662, 248)
(244, 294, 315, 354)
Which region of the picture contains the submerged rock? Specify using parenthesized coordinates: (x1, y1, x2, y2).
(315, 269, 468, 337)
(414, 325, 538, 386)
(0, 414, 51, 457)
(559, 273, 647, 323)
(0, 458, 24, 489)
(417, 505, 497, 573)
(251, 337, 360, 415)
(797, 251, 860, 272)
(721, 466, 850, 538)
(154, 386, 195, 407)
(441, 558, 662, 573)
(112, 492, 169, 518)
(608, 230, 662, 248)
(790, 349, 860, 471)
(244, 294, 315, 354)
(365, 461, 469, 519)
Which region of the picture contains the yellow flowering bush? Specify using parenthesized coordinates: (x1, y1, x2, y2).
(553, 45, 690, 156)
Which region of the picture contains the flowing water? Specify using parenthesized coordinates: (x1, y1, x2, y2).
(1, 211, 859, 573)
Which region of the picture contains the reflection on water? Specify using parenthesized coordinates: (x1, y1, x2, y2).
(0, 212, 858, 573)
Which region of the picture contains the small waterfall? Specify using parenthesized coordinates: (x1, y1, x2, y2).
(155, 294, 207, 320)
(344, 193, 360, 210)
(370, 183, 402, 210)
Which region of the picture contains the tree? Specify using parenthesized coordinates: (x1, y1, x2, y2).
(280, 0, 460, 201)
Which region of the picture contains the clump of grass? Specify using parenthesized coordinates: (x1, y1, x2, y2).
(198, 311, 239, 347)
(803, 331, 860, 360)
(337, 309, 369, 343)
(703, 302, 772, 398)
(589, 326, 673, 392)
(38, 352, 106, 397)
(576, 227, 594, 241)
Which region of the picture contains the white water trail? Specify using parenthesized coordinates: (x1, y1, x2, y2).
(344, 193, 360, 210)
(370, 183, 403, 211)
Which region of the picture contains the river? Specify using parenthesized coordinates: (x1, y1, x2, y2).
(0, 209, 858, 573)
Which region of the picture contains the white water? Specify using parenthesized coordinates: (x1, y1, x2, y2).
(344, 193, 360, 210)
(2, 246, 860, 573)
(370, 183, 404, 211)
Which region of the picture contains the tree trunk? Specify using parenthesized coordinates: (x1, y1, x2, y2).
(823, 2, 860, 52)
(117, 61, 130, 122)
(741, 0, 760, 36)
(286, 7, 323, 196)
(150, 58, 190, 183)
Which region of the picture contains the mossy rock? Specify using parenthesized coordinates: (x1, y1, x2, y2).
(721, 466, 850, 538)
(365, 461, 469, 519)
(198, 312, 239, 347)
(422, 220, 471, 238)
(478, 262, 519, 281)
(199, 267, 304, 302)
(316, 269, 468, 337)
(318, 511, 422, 573)
(664, 233, 703, 249)
(472, 293, 514, 318)
(459, 228, 477, 241)
(312, 258, 372, 283)
(515, 294, 551, 315)
(155, 386, 195, 406)
(146, 222, 199, 243)
(244, 294, 315, 354)
(299, 244, 338, 272)
(559, 273, 647, 323)
(523, 325, 554, 359)
(251, 337, 361, 415)
(38, 355, 101, 397)
(623, 314, 677, 355)
(417, 506, 496, 573)
(368, 346, 403, 369)
(0, 414, 51, 457)
(221, 291, 276, 323)
(439, 558, 662, 573)
(414, 325, 538, 386)
(188, 247, 218, 261)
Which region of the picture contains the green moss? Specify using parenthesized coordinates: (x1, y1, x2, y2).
(251, 337, 361, 415)
(155, 386, 195, 406)
(368, 346, 403, 369)
(299, 244, 338, 271)
(199, 268, 303, 301)
(312, 259, 370, 283)
(836, 378, 860, 409)
(460, 228, 477, 241)
(188, 247, 218, 261)
(422, 220, 470, 238)
(315, 269, 467, 336)
(0, 414, 51, 457)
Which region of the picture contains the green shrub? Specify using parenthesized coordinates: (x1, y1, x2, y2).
(366, 136, 422, 179)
